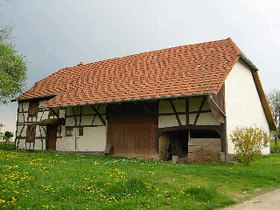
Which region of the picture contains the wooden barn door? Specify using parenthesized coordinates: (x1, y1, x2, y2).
(108, 102, 157, 157)
(46, 125, 58, 150)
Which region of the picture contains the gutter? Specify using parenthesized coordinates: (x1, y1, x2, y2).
(237, 52, 259, 71)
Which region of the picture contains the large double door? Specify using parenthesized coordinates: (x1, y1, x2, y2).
(108, 102, 157, 157)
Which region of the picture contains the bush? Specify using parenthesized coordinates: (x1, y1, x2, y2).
(270, 140, 280, 153)
(230, 127, 269, 165)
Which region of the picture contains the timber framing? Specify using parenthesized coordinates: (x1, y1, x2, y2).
(169, 100, 182, 126)
(194, 96, 207, 125)
(158, 125, 223, 136)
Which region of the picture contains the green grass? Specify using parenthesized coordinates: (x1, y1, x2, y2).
(0, 143, 279, 210)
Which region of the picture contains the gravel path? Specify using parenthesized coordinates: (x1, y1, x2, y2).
(223, 189, 280, 210)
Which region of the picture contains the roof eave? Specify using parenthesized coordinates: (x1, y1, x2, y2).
(15, 94, 57, 102)
(237, 52, 259, 71)
(42, 92, 214, 108)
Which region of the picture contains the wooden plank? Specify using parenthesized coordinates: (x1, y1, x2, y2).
(169, 100, 182, 126)
(108, 102, 157, 156)
(194, 97, 206, 125)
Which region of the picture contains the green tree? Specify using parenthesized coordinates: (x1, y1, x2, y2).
(0, 25, 27, 104)
(3, 131, 13, 148)
(267, 90, 280, 145)
(0, 123, 3, 140)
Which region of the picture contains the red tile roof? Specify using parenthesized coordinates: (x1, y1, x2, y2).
(17, 38, 241, 107)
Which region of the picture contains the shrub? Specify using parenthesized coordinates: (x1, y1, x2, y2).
(230, 127, 269, 165)
(270, 140, 280, 153)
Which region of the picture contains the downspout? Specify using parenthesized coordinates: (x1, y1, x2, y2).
(209, 95, 228, 164)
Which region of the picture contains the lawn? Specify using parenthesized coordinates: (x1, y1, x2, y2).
(0, 144, 279, 210)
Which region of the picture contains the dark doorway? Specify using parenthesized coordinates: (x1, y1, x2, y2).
(167, 130, 188, 160)
(46, 125, 58, 150)
(159, 130, 188, 161)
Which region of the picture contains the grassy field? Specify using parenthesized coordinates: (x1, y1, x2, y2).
(0, 144, 279, 210)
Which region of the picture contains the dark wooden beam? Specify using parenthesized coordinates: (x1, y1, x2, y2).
(65, 124, 104, 128)
(189, 110, 211, 114)
(79, 106, 83, 126)
(91, 105, 106, 126)
(49, 108, 60, 119)
(71, 107, 78, 127)
(194, 97, 206, 125)
(91, 104, 100, 126)
(158, 124, 222, 136)
(17, 111, 29, 113)
(169, 100, 182, 126)
(18, 125, 26, 138)
(91, 114, 98, 126)
(66, 113, 106, 117)
(186, 98, 189, 125)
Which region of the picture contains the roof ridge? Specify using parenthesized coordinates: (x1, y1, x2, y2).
(226, 37, 241, 54)
(68, 38, 233, 68)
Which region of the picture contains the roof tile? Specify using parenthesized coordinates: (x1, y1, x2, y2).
(17, 38, 241, 107)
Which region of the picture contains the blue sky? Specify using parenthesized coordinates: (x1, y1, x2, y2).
(0, 0, 280, 132)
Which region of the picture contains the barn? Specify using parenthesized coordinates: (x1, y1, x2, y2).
(14, 38, 276, 162)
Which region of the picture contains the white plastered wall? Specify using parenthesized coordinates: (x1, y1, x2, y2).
(225, 60, 270, 154)
(56, 126, 107, 152)
(158, 98, 219, 128)
(56, 105, 107, 152)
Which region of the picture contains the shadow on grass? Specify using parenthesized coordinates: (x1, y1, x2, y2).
(0, 142, 14, 151)
(185, 186, 235, 208)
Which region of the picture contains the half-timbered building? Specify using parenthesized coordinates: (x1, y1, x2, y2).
(14, 38, 276, 162)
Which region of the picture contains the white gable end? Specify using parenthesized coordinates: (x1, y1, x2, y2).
(225, 60, 270, 154)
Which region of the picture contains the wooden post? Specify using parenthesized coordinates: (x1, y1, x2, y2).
(223, 118, 229, 164)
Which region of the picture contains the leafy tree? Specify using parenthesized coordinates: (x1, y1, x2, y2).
(3, 131, 13, 148)
(0, 25, 27, 104)
(230, 127, 269, 165)
(0, 123, 3, 140)
(267, 90, 280, 145)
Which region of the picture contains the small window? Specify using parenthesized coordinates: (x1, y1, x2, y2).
(78, 127, 84, 136)
(28, 101, 39, 117)
(66, 127, 73, 136)
(190, 130, 220, 138)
